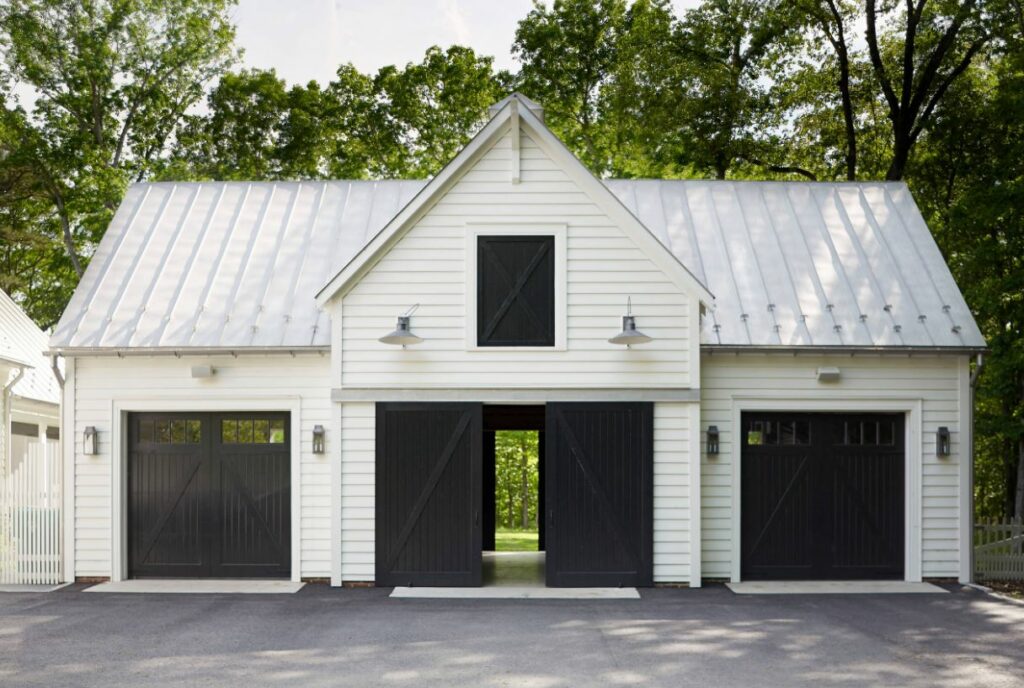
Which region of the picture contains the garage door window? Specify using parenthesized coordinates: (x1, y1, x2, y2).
(221, 417, 285, 444)
(746, 418, 811, 446)
(138, 418, 201, 444)
(842, 420, 897, 446)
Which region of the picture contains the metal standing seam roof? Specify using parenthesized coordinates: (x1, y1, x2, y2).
(49, 179, 984, 352)
(1, 289, 60, 405)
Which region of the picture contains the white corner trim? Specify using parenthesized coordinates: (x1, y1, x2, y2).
(957, 356, 972, 584)
(330, 401, 343, 587)
(688, 402, 702, 587)
(727, 395, 924, 584)
(109, 396, 304, 583)
(61, 357, 76, 583)
(510, 99, 521, 185)
(464, 224, 568, 352)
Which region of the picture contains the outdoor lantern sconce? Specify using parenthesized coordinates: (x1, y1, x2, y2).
(312, 425, 325, 454)
(608, 297, 653, 347)
(707, 425, 720, 456)
(83, 426, 98, 455)
(937, 426, 951, 457)
(379, 304, 423, 347)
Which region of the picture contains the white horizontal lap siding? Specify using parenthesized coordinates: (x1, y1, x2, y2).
(653, 402, 694, 583)
(339, 402, 374, 581)
(71, 354, 331, 578)
(699, 353, 966, 580)
(338, 129, 692, 389)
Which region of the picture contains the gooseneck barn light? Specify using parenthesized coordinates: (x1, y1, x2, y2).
(379, 304, 423, 347)
(608, 297, 653, 347)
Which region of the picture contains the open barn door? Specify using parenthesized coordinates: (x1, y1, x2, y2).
(375, 403, 482, 587)
(545, 403, 653, 587)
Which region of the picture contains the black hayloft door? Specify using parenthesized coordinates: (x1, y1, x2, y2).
(741, 412, 905, 580)
(545, 402, 653, 587)
(376, 403, 482, 587)
(128, 412, 291, 578)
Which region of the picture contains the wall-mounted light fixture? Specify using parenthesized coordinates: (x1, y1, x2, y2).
(190, 365, 214, 378)
(608, 297, 652, 347)
(312, 425, 325, 454)
(937, 426, 951, 457)
(707, 425, 720, 456)
(816, 366, 841, 383)
(379, 304, 423, 347)
(83, 426, 98, 455)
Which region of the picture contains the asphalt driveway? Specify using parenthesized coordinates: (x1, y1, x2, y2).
(2, 584, 1023, 687)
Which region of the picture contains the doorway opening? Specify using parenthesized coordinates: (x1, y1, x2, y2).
(482, 405, 545, 587)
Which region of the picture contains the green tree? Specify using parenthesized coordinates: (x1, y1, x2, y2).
(0, 0, 237, 301)
(495, 431, 539, 530)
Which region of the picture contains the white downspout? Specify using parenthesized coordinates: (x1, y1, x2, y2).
(2, 367, 26, 473)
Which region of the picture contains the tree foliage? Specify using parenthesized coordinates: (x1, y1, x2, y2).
(495, 431, 539, 530)
(1, 0, 1022, 517)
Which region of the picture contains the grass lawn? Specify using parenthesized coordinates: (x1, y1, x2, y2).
(495, 529, 539, 552)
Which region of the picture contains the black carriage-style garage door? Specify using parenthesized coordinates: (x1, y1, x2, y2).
(545, 402, 653, 587)
(376, 403, 483, 587)
(741, 412, 905, 580)
(128, 412, 291, 578)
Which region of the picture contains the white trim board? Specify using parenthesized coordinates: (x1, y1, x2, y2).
(390, 586, 640, 600)
(726, 395, 924, 584)
(726, 581, 947, 595)
(85, 579, 305, 594)
(108, 396, 303, 583)
(332, 388, 700, 402)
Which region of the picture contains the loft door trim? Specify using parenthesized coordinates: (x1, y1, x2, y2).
(464, 224, 567, 352)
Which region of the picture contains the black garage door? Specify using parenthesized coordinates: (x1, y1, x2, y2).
(376, 403, 482, 587)
(128, 412, 291, 578)
(741, 412, 904, 580)
(546, 402, 653, 587)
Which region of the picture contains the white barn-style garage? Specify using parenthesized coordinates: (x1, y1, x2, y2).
(49, 94, 984, 588)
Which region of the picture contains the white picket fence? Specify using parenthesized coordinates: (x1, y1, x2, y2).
(975, 518, 1024, 582)
(0, 440, 62, 584)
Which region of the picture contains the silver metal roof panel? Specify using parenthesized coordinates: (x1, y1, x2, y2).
(50, 179, 984, 351)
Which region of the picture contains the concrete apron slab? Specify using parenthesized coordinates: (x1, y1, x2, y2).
(0, 583, 71, 593)
(84, 579, 305, 594)
(727, 581, 948, 595)
(390, 586, 640, 599)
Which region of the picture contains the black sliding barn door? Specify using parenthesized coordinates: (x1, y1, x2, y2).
(128, 412, 291, 578)
(376, 403, 482, 587)
(741, 412, 904, 580)
(545, 403, 653, 587)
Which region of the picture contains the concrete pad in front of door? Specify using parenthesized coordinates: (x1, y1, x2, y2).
(84, 579, 305, 594)
(390, 586, 640, 599)
(726, 581, 948, 595)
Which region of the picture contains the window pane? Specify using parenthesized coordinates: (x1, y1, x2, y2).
(156, 420, 170, 443)
(169, 420, 186, 443)
(270, 419, 285, 444)
(139, 420, 153, 443)
(781, 421, 796, 445)
(845, 421, 861, 445)
(747, 421, 764, 446)
(46, 426, 60, 440)
(238, 420, 253, 443)
(187, 420, 201, 444)
(763, 421, 779, 445)
(879, 421, 895, 446)
(254, 419, 270, 443)
(794, 421, 811, 445)
(222, 420, 237, 443)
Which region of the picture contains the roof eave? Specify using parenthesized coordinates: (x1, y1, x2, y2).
(702, 344, 987, 355)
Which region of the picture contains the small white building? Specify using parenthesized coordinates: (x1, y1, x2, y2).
(1, 289, 62, 584)
(49, 95, 984, 587)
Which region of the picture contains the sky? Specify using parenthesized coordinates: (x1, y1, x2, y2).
(232, 0, 703, 86)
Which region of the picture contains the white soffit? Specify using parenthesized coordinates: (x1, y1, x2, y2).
(49, 179, 984, 351)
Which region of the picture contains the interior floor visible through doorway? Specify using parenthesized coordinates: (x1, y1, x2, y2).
(483, 551, 545, 587)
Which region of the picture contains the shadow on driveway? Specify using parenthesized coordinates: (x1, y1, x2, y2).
(1, 584, 1023, 687)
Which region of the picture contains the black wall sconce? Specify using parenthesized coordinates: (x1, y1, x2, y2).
(937, 426, 951, 457)
(312, 425, 325, 454)
(707, 425, 720, 456)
